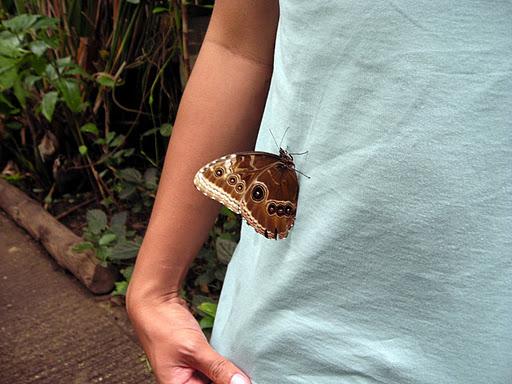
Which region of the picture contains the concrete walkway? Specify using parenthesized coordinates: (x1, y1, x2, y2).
(0, 211, 155, 384)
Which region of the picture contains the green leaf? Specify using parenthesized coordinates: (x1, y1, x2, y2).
(152, 6, 168, 14)
(2, 173, 24, 183)
(197, 247, 215, 261)
(119, 168, 142, 183)
(63, 66, 88, 77)
(109, 134, 125, 148)
(72, 241, 94, 253)
(122, 148, 135, 157)
(56, 79, 83, 112)
(0, 31, 22, 57)
(118, 184, 136, 200)
(0, 66, 17, 91)
(56, 56, 72, 67)
(112, 281, 128, 296)
(12, 78, 27, 108)
(96, 245, 111, 262)
(143, 168, 159, 190)
(159, 123, 172, 137)
(215, 237, 237, 264)
(99, 233, 117, 246)
(100, 196, 114, 208)
(218, 232, 236, 241)
(197, 302, 217, 318)
(78, 145, 88, 155)
(214, 266, 227, 282)
(0, 56, 17, 73)
(109, 241, 140, 260)
(29, 40, 49, 56)
(199, 316, 214, 329)
(223, 217, 240, 231)
(41, 91, 58, 122)
(105, 131, 115, 144)
(40, 34, 60, 50)
(0, 93, 18, 114)
(125, 0, 140, 4)
(24, 75, 41, 88)
(191, 294, 211, 308)
(80, 123, 99, 136)
(2, 14, 39, 33)
(194, 271, 214, 287)
(141, 127, 160, 137)
(86, 209, 107, 235)
(44, 63, 58, 81)
(110, 211, 128, 239)
(111, 211, 128, 227)
(95, 73, 116, 88)
(32, 17, 59, 31)
(220, 206, 236, 219)
(120, 265, 134, 281)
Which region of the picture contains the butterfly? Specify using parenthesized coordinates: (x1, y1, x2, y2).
(194, 148, 300, 240)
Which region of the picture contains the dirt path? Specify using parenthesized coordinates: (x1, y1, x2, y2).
(0, 211, 155, 384)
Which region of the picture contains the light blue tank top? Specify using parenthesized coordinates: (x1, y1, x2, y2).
(210, 1, 512, 383)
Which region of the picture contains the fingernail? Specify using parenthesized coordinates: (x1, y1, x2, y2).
(230, 373, 250, 384)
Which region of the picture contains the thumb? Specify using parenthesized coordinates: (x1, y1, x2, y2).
(193, 345, 251, 384)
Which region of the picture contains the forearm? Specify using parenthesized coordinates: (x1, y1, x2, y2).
(127, 40, 273, 305)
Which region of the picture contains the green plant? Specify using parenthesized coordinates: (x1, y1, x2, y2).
(73, 209, 141, 267)
(0, 13, 90, 189)
(0, 2, 233, 332)
(0, 2, 186, 202)
(196, 301, 217, 330)
(36, 0, 185, 169)
(112, 265, 133, 296)
(113, 166, 159, 213)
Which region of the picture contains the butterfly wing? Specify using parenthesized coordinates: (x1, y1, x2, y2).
(194, 152, 299, 240)
(240, 162, 298, 240)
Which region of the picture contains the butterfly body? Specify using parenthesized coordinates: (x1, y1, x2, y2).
(194, 148, 299, 240)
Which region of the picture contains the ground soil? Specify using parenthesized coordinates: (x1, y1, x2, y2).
(0, 211, 155, 384)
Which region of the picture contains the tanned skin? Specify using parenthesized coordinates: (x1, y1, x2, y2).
(126, 1, 279, 383)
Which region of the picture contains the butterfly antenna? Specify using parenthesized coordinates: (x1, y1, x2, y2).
(268, 127, 280, 151)
(289, 150, 309, 156)
(295, 168, 311, 179)
(279, 126, 290, 149)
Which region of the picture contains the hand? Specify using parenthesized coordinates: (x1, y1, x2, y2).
(127, 294, 251, 384)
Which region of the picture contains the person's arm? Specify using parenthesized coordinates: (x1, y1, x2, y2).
(126, 1, 279, 383)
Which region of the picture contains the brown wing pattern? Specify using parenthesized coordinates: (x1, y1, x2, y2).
(194, 152, 299, 240)
(240, 163, 298, 240)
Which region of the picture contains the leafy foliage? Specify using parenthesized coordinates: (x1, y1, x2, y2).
(0, 1, 184, 201)
(112, 265, 134, 296)
(0, 13, 89, 190)
(73, 209, 141, 266)
(1, 1, 230, 330)
(197, 301, 217, 329)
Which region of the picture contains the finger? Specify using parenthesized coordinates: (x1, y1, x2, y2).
(192, 347, 251, 384)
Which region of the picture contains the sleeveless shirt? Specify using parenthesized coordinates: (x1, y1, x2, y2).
(209, 1, 512, 383)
